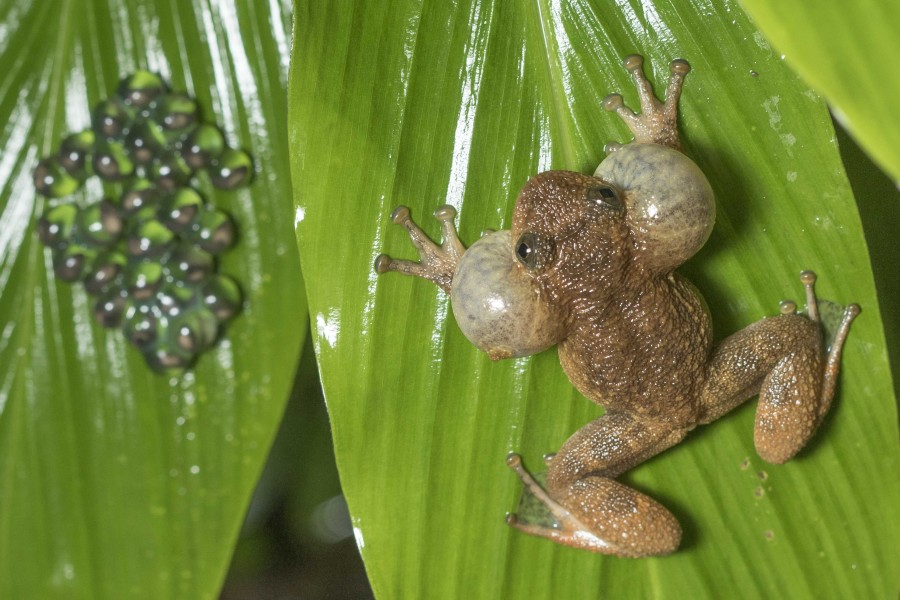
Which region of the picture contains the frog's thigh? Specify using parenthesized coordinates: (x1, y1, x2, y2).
(547, 411, 687, 488)
(698, 315, 824, 463)
(698, 315, 819, 423)
(754, 345, 823, 464)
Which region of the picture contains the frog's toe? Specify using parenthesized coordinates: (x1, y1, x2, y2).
(374, 253, 433, 281)
(623, 54, 644, 71)
(390, 204, 411, 224)
(779, 300, 797, 315)
(669, 58, 691, 75)
(602, 93, 626, 112)
(374, 253, 392, 274)
(663, 59, 691, 113)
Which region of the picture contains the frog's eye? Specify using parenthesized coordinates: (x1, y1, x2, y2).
(515, 232, 536, 267)
(515, 231, 553, 271)
(586, 184, 622, 210)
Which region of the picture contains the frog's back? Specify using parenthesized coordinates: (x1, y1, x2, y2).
(558, 272, 712, 427)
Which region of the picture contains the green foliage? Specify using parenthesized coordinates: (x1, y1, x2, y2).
(0, 1, 301, 598)
(291, 1, 899, 599)
(739, 0, 900, 184)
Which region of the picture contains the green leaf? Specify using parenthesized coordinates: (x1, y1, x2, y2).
(291, 0, 899, 598)
(0, 1, 302, 598)
(738, 0, 900, 184)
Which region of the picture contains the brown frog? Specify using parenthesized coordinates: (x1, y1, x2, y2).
(374, 55, 859, 557)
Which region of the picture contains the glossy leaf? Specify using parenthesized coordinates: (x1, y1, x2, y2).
(0, 1, 302, 598)
(291, 0, 899, 598)
(738, 0, 900, 184)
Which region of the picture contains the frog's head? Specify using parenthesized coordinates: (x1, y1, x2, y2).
(506, 170, 632, 309)
(451, 169, 635, 359)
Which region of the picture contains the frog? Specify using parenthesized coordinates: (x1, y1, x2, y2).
(374, 55, 860, 557)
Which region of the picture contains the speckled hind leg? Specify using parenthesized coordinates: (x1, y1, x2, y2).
(699, 271, 860, 464)
(602, 55, 691, 152)
(374, 205, 466, 293)
(506, 411, 687, 557)
(783, 271, 860, 420)
(754, 273, 860, 462)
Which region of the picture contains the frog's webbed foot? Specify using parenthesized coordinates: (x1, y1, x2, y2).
(777, 270, 861, 420)
(375, 205, 466, 293)
(506, 452, 611, 554)
(505, 453, 619, 554)
(603, 55, 691, 152)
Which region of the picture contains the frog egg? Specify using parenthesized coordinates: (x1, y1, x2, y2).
(123, 302, 158, 347)
(77, 199, 123, 247)
(209, 148, 252, 190)
(450, 230, 566, 360)
(117, 71, 166, 110)
(57, 130, 95, 179)
(171, 308, 220, 354)
(33, 157, 80, 198)
(144, 346, 192, 372)
(93, 291, 127, 328)
(37, 204, 78, 247)
(154, 93, 198, 135)
(157, 283, 196, 317)
(127, 218, 175, 257)
(93, 140, 135, 181)
(121, 178, 160, 215)
(594, 143, 714, 272)
(181, 124, 225, 170)
(202, 274, 242, 321)
(126, 261, 164, 301)
(151, 152, 192, 191)
(192, 208, 236, 255)
(84, 250, 127, 296)
(126, 121, 166, 165)
(92, 98, 132, 140)
(53, 243, 97, 282)
(160, 187, 203, 232)
(166, 243, 215, 284)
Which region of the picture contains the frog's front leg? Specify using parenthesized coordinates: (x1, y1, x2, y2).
(375, 205, 466, 293)
(699, 271, 860, 463)
(507, 412, 688, 557)
(602, 54, 691, 152)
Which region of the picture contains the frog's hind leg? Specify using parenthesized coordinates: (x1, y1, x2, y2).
(753, 275, 859, 463)
(804, 273, 861, 422)
(698, 271, 859, 464)
(506, 411, 687, 557)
